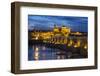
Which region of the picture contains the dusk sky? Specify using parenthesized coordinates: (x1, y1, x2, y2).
(28, 15, 88, 32)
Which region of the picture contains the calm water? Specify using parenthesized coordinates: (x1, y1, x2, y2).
(28, 44, 85, 61)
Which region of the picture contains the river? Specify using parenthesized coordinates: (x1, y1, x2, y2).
(28, 44, 86, 61)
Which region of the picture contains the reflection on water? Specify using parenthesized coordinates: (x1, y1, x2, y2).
(28, 45, 86, 61)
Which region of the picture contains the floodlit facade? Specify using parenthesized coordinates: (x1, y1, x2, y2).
(30, 25, 87, 49)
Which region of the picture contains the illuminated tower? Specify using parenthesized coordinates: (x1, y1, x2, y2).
(53, 24, 59, 35)
(61, 25, 70, 37)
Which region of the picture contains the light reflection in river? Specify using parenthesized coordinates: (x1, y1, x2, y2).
(28, 44, 87, 61)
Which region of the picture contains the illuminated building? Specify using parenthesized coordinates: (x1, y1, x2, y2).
(61, 25, 70, 37)
(53, 25, 70, 37)
(53, 25, 59, 34)
(30, 24, 87, 48)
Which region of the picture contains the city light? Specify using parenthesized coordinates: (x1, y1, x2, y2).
(30, 25, 87, 49)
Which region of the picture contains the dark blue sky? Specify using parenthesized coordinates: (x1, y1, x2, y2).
(28, 15, 88, 32)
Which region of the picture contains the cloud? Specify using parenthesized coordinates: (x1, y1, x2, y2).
(28, 15, 88, 32)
